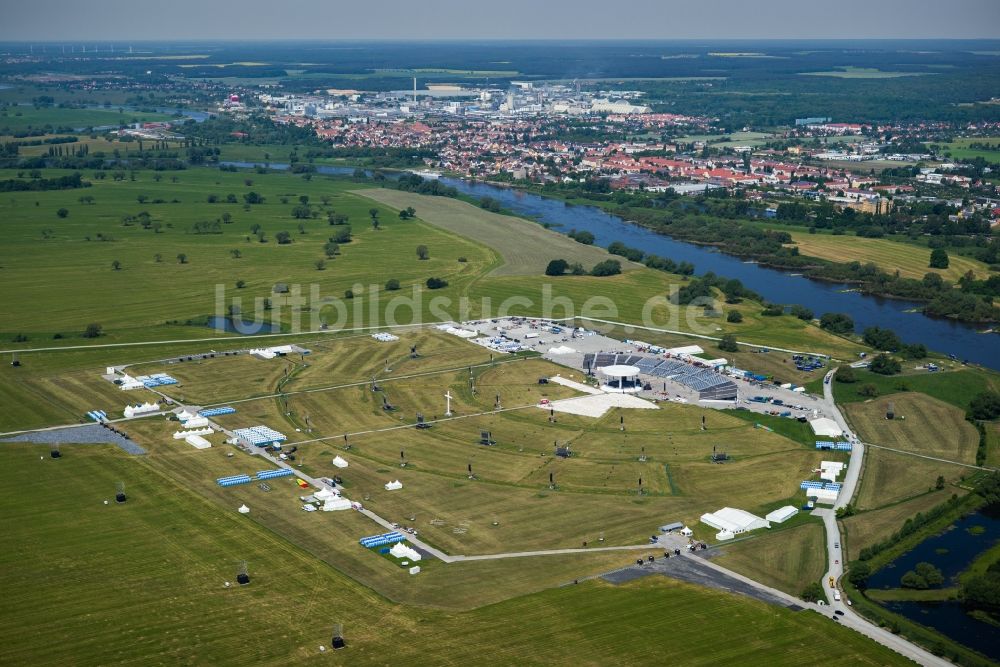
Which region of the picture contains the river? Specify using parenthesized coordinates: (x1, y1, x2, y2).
(220, 162, 1000, 370)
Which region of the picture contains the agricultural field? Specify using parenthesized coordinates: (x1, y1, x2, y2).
(0, 443, 908, 665)
(853, 447, 972, 511)
(787, 232, 990, 282)
(355, 188, 629, 276)
(712, 521, 827, 596)
(937, 136, 1000, 162)
(800, 67, 930, 78)
(120, 338, 826, 558)
(830, 367, 998, 411)
(0, 106, 176, 133)
(0, 168, 492, 339)
(843, 393, 980, 463)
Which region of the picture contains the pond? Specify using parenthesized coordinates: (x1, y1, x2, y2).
(869, 509, 1000, 660)
(205, 315, 279, 335)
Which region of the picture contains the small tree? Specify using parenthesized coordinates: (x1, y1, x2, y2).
(56, 208, 69, 218)
(936, 475, 945, 490)
(858, 383, 879, 398)
(153, 253, 162, 263)
(230, 249, 242, 259)
(801, 582, 824, 603)
(969, 391, 1000, 420)
(426, 277, 448, 289)
(545, 259, 569, 276)
(236, 280, 246, 289)
(835, 365, 857, 383)
(416, 245, 429, 260)
(590, 259, 622, 277)
(726, 311, 743, 323)
(82, 323, 103, 338)
(111, 260, 121, 271)
(315, 259, 326, 271)
(371, 217, 380, 230)
(177, 253, 188, 264)
(869, 353, 901, 376)
(718, 334, 739, 353)
(385, 278, 400, 291)
(344, 288, 355, 299)
(848, 561, 871, 590)
(929, 248, 949, 269)
(275, 231, 292, 244)
(324, 241, 339, 258)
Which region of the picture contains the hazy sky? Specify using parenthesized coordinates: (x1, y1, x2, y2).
(3, 0, 1000, 41)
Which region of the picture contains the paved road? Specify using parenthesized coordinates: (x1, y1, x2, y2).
(812, 368, 949, 667)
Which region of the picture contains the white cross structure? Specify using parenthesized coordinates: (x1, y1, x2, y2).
(444, 390, 453, 417)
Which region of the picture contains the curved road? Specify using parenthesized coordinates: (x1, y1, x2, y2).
(813, 368, 948, 666)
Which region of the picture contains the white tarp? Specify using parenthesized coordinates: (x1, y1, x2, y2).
(389, 542, 422, 561)
(809, 417, 843, 438)
(322, 497, 352, 511)
(173, 427, 213, 440)
(331, 456, 349, 468)
(182, 416, 210, 429)
(185, 435, 212, 449)
(765, 505, 799, 524)
(238, 504, 250, 514)
(384, 480, 403, 491)
(547, 345, 576, 355)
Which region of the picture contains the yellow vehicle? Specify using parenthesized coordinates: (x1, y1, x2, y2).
(829, 576, 835, 588)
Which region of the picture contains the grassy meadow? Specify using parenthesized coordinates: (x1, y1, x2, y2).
(0, 106, 176, 133)
(787, 231, 990, 282)
(0, 444, 909, 665)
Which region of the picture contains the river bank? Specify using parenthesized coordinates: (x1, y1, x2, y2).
(217, 161, 1000, 369)
(844, 493, 999, 666)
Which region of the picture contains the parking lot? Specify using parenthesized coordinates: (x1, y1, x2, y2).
(461, 317, 833, 424)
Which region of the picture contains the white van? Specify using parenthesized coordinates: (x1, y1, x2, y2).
(833, 590, 842, 602)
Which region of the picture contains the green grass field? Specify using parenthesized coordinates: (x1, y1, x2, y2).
(0, 443, 909, 665)
(831, 367, 998, 411)
(937, 136, 1000, 162)
(0, 169, 492, 338)
(854, 447, 971, 511)
(356, 187, 629, 276)
(844, 393, 980, 463)
(713, 521, 827, 596)
(800, 67, 930, 79)
(0, 106, 176, 132)
(787, 232, 989, 282)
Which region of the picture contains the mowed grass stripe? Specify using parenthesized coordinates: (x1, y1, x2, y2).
(355, 187, 636, 276)
(0, 444, 908, 665)
(788, 231, 989, 282)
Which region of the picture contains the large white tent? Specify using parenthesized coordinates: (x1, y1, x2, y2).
(765, 505, 799, 524)
(700, 507, 769, 538)
(809, 417, 843, 438)
(322, 497, 352, 512)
